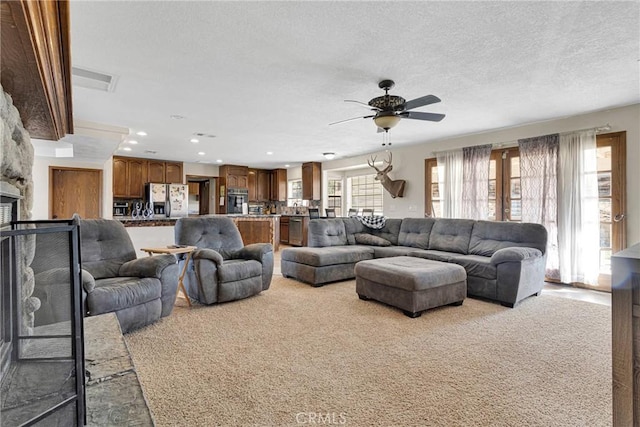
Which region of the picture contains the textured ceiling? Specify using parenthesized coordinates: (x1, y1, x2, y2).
(67, 1, 639, 168)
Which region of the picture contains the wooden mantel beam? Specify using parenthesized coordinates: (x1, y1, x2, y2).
(1, 0, 73, 141)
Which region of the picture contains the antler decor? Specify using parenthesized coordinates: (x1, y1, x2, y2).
(367, 152, 406, 198)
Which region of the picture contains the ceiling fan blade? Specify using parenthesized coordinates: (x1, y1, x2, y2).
(403, 95, 441, 111)
(344, 100, 381, 111)
(401, 111, 446, 122)
(328, 115, 375, 126)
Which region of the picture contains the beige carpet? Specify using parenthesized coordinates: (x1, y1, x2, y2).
(125, 275, 612, 427)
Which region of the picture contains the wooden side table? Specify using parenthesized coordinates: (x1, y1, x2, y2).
(140, 245, 197, 307)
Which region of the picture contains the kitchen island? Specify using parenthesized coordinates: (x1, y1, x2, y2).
(118, 215, 280, 254)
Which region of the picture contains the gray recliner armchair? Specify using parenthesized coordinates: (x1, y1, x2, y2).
(174, 217, 273, 305)
(33, 218, 179, 333)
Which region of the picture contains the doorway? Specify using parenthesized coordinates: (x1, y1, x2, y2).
(186, 176, 216, 215)
(49, 167, 102, 219)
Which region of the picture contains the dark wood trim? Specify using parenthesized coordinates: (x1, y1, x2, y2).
(1, 0, 73, 140)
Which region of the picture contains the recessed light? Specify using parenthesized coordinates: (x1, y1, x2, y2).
(128, 140, 138, 145)
(136, 131, 147, 136)
(284, 164, 290, 168)
(198, 152, 205, 156)
(122, 147, 132, 151)
(266, 151, 273, 155)
(216, 159, 223, 163)
(323, 152, 336, 160)
(190, 138, 199, 143)
(170, 114, 185, 120)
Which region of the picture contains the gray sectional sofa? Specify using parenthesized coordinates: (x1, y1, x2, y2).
(281, 217, 548, 307)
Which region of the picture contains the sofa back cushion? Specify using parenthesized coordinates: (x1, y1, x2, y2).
(398, 218, 436, 249)
(428, 218, 475, 254)
(80, 219, 137, 279)
(175, 217, 244, 252)
(369, 218, 402, 245)
(308, 219, 348, 247)
(469, 220, 548, 256)
(342, 218, 367, 245)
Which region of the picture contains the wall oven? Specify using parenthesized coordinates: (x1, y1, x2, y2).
(227, 188, 248, 214)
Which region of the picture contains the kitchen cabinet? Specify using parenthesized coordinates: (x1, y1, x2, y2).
(280, 216, 290, 243)
(188, 182, 200, 196)
(248, 169, 258, 201)
(271, 169, 287, 202)
(220, 165, 248, 189)
(113, 156, 184, 199)
(231, 216, 279, 251)
(257, 170, 270, 201)
(113, 156, 147, 198)
(165, 162, 183, 183)
(302, 162, 321, 200)
(147, 160, 165, 182)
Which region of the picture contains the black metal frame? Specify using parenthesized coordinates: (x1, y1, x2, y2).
(1, 218, 86, 426)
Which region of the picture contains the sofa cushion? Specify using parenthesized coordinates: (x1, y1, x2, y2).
(428, 218, 475, 254)
(369, 218, 402, 246)
(80, 219, 137, 279)
(342, 218, 367, 245)
(281, 246, 374, 267)
(89, 277, 161, 315)
(372, 246, 419, 258)
(408, 250, 463, 263)
(468, 220, 548, 257)
(398, 218, 436, 249)
(308, 219, 348, 247)
(354, 233, 391, 247)
(447, 254, 497, 279)
(218, 259, 262, 283)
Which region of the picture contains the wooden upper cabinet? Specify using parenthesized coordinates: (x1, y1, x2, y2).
(220, 165, 248, 189)
(188, 182, 200, 196)
(113, 156, 146, 198)
(257, 170, 270, 202)
(248, 169, 258, 201)
(1, 0, 73, 140)
(165, 162, 183, 183)
(127, 158, 146, 198)
(113, 158, 129, 198)
(271, 169, 287, 202)
(147, 161, 165, 183)
(302, 162, 321, 200)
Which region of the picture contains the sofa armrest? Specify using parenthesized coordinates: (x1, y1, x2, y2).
(491, 247, 543, 265)
(192, 248, 224, 265)
(119, 254, 177, 279)
(235, 243, 273, 262)
(34, 267, 96, 293)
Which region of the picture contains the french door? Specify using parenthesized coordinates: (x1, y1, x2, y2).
(424, 132, 626, 290)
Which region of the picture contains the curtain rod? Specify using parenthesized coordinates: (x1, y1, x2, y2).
(430, 123, 611, 156)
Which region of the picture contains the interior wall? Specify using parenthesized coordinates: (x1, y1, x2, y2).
(323, 104, 640, 246)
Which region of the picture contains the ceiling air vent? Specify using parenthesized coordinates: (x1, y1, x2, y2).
(72, 66, 118, 92)
(144, 150, 157, 155)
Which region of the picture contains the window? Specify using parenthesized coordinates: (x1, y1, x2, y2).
(349, 174, 383, 215)
(327, 178, 342, 217)
(287, 179, 302, 207)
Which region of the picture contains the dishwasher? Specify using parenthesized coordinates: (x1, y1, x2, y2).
(289, 217, 304, 246)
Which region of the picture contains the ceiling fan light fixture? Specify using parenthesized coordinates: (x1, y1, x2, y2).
(373, 114, 401, 131)
(323, 152, 336, 160)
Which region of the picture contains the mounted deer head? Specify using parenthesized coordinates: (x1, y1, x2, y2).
(367, 152, 406, 198)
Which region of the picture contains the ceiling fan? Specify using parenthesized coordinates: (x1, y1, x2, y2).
(330, 79, 445, 132)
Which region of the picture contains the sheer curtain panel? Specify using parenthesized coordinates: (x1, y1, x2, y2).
(518, 134, 559, 279)
(557, 130, 599, 285)
(436, 149, 463, 218)
(462, 144, 492, 220)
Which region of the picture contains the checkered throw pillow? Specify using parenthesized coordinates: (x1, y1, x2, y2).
(357, 215, 386, 230)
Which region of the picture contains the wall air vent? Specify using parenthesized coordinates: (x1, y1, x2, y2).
(71, 66, 118, 92)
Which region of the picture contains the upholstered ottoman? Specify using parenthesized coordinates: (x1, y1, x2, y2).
(355, 256, 467, 318)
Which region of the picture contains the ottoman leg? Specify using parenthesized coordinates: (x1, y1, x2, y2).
(358, 294, 370, 301)
(402, 310, 422, 318)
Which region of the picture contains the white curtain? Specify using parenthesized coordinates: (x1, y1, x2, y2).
(519, 134, 560, 279)
(436, 149, 463, 218)
(557, 130, 599, 285)
(462, 144, 492, 220)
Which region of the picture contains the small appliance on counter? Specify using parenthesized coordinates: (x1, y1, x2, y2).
(248, 205, 263, 215)
(113, 201, 129, 217)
